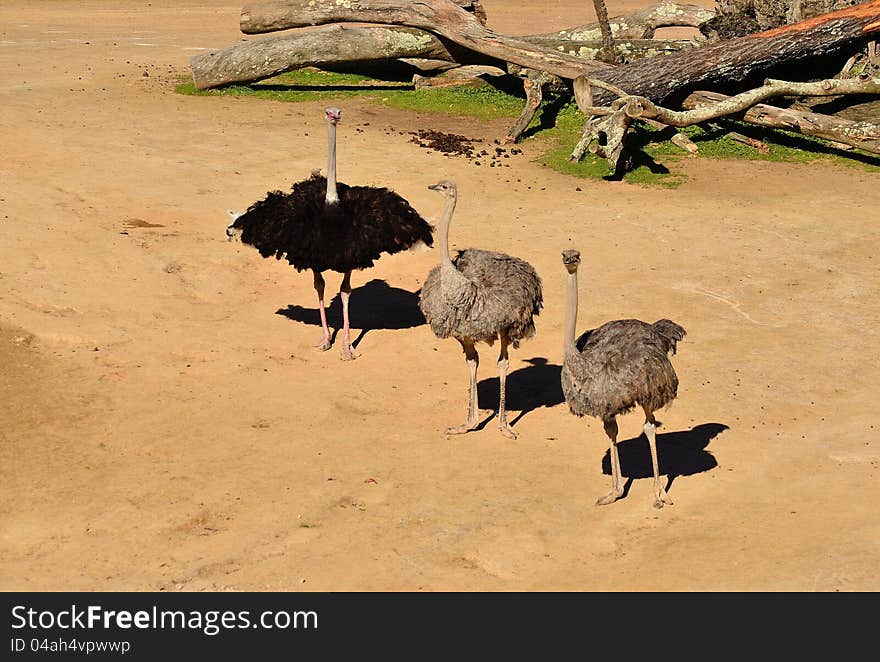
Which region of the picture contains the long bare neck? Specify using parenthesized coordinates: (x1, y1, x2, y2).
(564, 269, 580, 354)
(437, 195, 457, 268)
(325, 121, 338, 205)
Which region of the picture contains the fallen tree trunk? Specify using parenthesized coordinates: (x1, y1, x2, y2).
(681, 89, 880, 153)
(239, 0, 880, 106)
(191, 30, 698, 90)
(193, 1, 712, 89)
(588, 1, 880, 105)
(191, 24, 472, 90)
(239, 0, 611, 79)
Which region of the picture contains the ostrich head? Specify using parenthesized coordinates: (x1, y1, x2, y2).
(325, 107, 341, 125)
(562, 249, 581, 274)
(428, 179, 457, 199)
(226, 209, 243, 242)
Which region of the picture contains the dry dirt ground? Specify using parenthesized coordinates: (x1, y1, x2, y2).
(1, 0, 879, 592)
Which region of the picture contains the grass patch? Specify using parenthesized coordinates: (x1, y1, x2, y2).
(534, 102, 688, 187)
(534, 99, 879, 187)
(177, 69, 880, 186)
(176, 68, 523, 119)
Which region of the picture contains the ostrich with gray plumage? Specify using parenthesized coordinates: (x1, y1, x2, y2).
(561, 249, 686, 509)
(226, 107, 434, 360)
(419, 180, 543, 439)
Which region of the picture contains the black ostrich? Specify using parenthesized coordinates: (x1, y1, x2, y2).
(226, 107, 434, 360)
(560, 250, 687, 509)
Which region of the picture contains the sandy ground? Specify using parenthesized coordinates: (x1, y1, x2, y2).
(1, 0, 879, 592)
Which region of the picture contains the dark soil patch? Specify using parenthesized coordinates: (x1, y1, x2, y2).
(408, 129, 522, 168)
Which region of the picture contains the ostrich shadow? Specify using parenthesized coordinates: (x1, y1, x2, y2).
(276, 278, 425, 349)
(599, 422, 728, 499)
(474, 357, 564, 430)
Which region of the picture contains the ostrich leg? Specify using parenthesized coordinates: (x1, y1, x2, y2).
(313, 269, 332, 351)
(447, 340, 479, 435)
(643, 407, 672, 508)
(497, 331, 517, 439)
(339, 270, 358, 361)
(597, 417, 624, 505)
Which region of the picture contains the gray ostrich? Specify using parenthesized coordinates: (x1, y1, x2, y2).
(560, 249, 686, 509)
(419, 180, 543, 439)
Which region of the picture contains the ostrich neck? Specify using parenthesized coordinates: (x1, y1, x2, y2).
(564, 269, 580, 355)
(437, 196, 457, 268)
(325, 121, 338, 205)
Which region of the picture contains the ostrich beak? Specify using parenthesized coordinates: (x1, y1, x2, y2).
(562, 249, 581, 267)
(428, 183, 441, 191)
(325, 107, 341, 124)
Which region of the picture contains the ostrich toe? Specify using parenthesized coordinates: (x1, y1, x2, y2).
(499, 423, 517, 440)
(654, 487, 673, 509)
(339, 344, 359, 361)
(596, 488, 623, 506)
(445, 422, 478, 436)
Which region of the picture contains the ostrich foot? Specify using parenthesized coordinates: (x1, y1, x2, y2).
(339, 344, 359, 361)
(499, 423, 517, 440)
(314, 334, 332, 351)
(445, 422, 478, 436)
(596, 488, 624, 506)
(653, 487, 673, 509)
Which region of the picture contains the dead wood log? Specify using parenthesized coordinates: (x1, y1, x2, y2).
(623, 76, 880, 129)
(239, 0, 611, 79)
(681, 88, 880, 153)
(725, 131, 771, 152)
(193, 1, 710, 90)
(644, 119, 701, 153)
(572, 74, 880, 168)
(501, 37, 700, 144)
(191, 25, 473, 90)
(580, 0, 880, 106)
(192, 29, 696, 91)
(240, 0, 880, 108)
(502, 70, 560, 144)
(412, 64, 505, 89)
